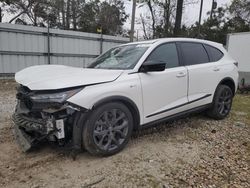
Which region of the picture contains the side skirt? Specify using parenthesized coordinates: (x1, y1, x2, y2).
(146, 94, 212, 118)
(140, 104, 211, 129)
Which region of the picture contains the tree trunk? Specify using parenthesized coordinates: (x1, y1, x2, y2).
(130, 0, 136, 42)
(164, 0, 171, 36)
(66, 0, 71, 29)
(147, 0, 155, 38)
(34, 13, 37, 26)
(72, 0, 77, 30)
(0, 7, 2, 23)
(174, 0, 184, 36)
(140, 14, 149, 39)
(62, 0, 66, 28)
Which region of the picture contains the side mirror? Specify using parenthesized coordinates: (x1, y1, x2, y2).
(139, 61, 166, 73)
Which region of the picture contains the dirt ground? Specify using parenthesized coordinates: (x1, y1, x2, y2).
(0, 79, 249, 188)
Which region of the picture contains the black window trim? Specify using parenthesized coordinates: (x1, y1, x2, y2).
(202, 43, 211, 62)
(141, 42, 184, 69)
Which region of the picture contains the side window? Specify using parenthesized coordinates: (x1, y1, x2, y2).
(146, 43, 179, 68)
(204, 44, 224, 62)
(180, 42, 209, 65)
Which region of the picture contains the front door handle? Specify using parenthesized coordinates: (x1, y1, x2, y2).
(176, 72, 186, 78)
(213, 67, 220, 72)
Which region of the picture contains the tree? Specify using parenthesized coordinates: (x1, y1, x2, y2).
(137, 0, 157, 39)
(161, 0, 174, 36)
(227, 0, 250, 35)
(1, 0, 49, 25)
(186, 2, 250, 45)
(78, 1, 98, 33)
(78, 0, 127, 35)
(138, 0, 198, 39)
(97, 1, 127, 35)
(229, 0, 250, 24)
(173, 0, 183, 36)
(157, 0, 178, 37)
(138, 0, 177, 39)
(198, 7, 229, 44)
(0, 0, 127, 35)
(145, 0, 156, 38)
(140, 13, 149, 39)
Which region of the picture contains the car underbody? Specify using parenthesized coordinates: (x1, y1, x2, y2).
(12, 85, 85, 152)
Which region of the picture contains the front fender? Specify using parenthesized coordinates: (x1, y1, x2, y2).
(67, 74, 144, 124)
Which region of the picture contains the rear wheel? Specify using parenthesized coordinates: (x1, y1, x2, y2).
(82, 102, 133, 156)
(207, 85, 233, 120)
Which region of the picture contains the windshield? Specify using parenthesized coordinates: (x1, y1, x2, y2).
(88, 44, 149, 69)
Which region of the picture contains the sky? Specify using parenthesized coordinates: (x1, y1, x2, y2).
(183, 0, 230, 25)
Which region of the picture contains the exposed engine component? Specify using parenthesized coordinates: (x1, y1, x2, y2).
(12, 85, 83, 152)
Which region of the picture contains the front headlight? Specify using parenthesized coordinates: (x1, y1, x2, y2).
(30, 88, 83, 103)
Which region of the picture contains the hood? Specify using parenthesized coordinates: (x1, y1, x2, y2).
(15, 65, 123, 90)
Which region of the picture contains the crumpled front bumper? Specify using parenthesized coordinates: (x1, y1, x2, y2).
(12, 84, 83, 153)
(12, 113, 54, 152)
(12, 120, 34, 152)
(12, 113, 47, 133)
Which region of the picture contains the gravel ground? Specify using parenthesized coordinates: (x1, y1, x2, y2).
(0, 79, 249, 188)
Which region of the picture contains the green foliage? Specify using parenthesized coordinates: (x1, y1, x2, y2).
(186, 7, 229, 44)
(138, 0, 177, 39)
(1, 0, 127, 35)
(229, 0, 250, 24)
(139, 0, 249, 44)
(1, 0, 250, 40)
(78, 0, 127, 35)
(182, 1, 250, 45)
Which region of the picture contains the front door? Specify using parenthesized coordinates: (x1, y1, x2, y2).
(139, 43, 188, 124)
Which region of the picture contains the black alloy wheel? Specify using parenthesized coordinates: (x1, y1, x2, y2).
(207, 85, 233, 120)
(82, 102, 133, 156)
(93, 109, 129, 151)
(217, 87, 233, 116)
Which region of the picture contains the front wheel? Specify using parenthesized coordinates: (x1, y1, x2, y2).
(82, 102, 133, 156)
(207, 85, 233, 120)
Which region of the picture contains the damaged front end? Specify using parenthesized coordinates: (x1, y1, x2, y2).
(12, 85, 85, 152)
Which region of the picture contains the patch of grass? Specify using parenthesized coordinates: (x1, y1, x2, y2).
(231, 94, 250, 124)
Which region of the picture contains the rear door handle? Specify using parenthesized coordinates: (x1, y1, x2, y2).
(176, 72, 186, 78)
(213, 67, 220, 72)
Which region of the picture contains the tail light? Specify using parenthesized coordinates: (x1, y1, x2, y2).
(233, 62, 238, 67)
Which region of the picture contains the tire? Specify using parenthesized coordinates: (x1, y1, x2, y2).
(207, 85, 233, 120)
(82, 102, 133, 156)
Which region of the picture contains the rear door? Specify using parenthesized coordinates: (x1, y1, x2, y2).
(179, 42, 223, 107)
(139, 43, 188, 124)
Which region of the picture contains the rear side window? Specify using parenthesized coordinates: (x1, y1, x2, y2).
(146, 43, 179, 68)
(180, 42, 209, 65)
(204, 44, 224, 62)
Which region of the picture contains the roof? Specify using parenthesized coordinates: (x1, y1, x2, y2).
(121, 37, 223, 48)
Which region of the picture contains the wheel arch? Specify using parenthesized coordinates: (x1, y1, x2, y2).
(218, 77, 236, 95)
(92, 96, 140, 130)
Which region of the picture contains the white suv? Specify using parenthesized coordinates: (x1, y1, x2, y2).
(13, 38, 238, 156)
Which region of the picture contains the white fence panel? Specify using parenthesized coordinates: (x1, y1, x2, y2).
(0, 23, 129, 75)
